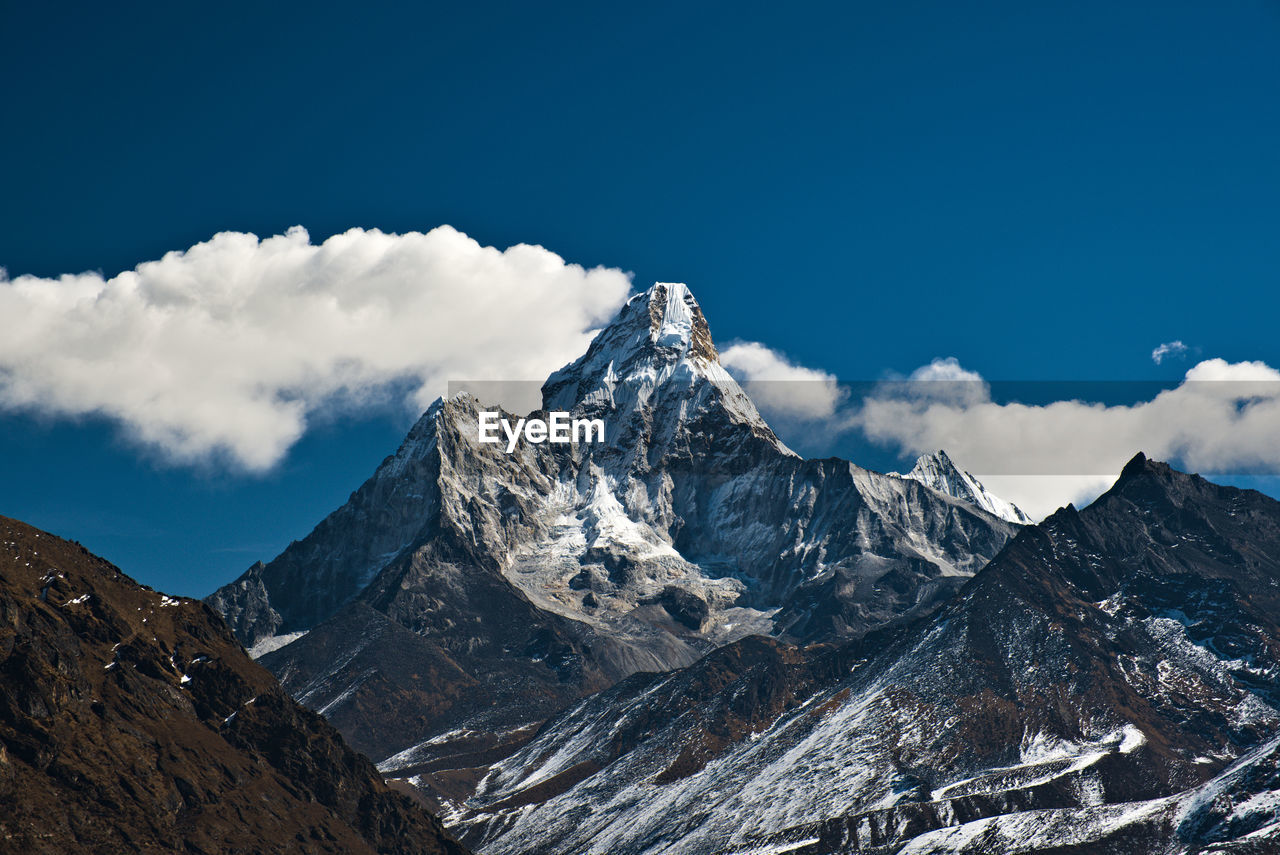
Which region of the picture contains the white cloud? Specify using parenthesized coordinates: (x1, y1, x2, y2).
(898, 357, 992, 407)
(720, 341, 845, 420)
(1151, 340, 1189, 364)
(950, 474, 1120, 522)
(712, 347, 1280, 519)
(909, 356, 985, 384)
(702, 349, 1176, 518)
(854, 357, 1280, 518)
(0, 226, 632, 471)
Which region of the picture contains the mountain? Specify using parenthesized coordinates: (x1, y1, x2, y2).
(207, 282, 1021, 768)
(443, 456, 1280, 854)
(0, 514, 467, 855)
(898, 450, 1033, 525)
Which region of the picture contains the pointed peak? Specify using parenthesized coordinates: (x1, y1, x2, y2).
(1109, 452, 1183, 494)
(540, 281, 784, 449)
(634, 281, 698, 311)
(1118, 451, 1151, 480)
(643, 281, 695, 304)
(1109, 452, 1184, 492)
(901, 450, 1033, 525)
(908, 449, 959, 477)
(638, 282, 718, 362)
(1086, 453, 1218, 519)
(543, 281, 727, 411)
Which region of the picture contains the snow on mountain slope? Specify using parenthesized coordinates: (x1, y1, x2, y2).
(883, 732, 1280, 854)
(207, 282, 1020, 769)
(899, 450, 1033, 525)
(198, 281, 1280, 854)
(445, 456, 1280, 855)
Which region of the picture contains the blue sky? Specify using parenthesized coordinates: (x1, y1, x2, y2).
(2, 1, 1279, 596)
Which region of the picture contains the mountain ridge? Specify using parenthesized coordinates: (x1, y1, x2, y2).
(443, 454, 1280, 854)
(0, 514, 468, 855)
(206, 282, 1023, 793)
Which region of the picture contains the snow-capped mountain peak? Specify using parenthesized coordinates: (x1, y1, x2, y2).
(541, 282, 779, 445)
(899, 449, 1033, 524)
(646, 282, 718, 360)
(208, 281, 1023, 810)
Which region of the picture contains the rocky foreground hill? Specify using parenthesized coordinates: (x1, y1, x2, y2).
(0, 514, 467, 855)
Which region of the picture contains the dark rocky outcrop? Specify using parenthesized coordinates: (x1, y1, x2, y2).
(0, 515, 467, 855)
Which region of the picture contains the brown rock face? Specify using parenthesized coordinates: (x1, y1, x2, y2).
(0, 515, 469, 855)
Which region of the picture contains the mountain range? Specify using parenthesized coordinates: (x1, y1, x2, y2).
(207, 283, 1024, 766)
(444, 454, 1280, 853)
(196, 282, 1280, 853)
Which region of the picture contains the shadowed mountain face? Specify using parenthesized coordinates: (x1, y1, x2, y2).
(444, 456, 1280, 855)
(0, 515, 467, 855)
(208, 283, 1021, 766)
